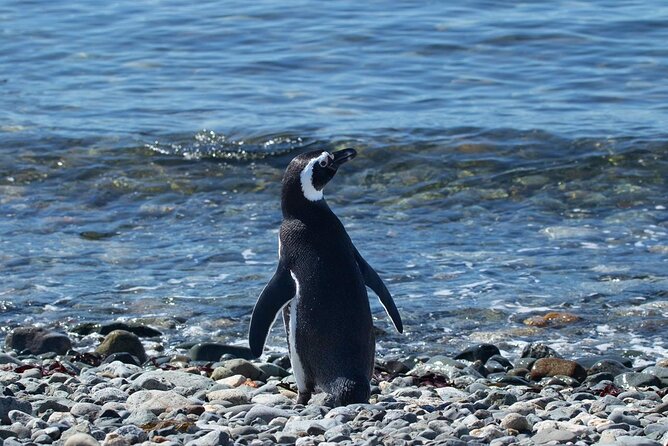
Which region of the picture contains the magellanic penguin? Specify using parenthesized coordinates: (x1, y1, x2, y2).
(248, 148, 403, 406)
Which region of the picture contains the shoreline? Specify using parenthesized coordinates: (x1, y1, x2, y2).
(1, 325, 667, 446)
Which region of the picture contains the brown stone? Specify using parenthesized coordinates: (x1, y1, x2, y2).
(95, 330, 146, 363)
(524, 312, 581, 327)
(530, 358, 587, 382)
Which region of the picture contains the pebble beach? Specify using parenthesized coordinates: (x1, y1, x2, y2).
(1, 324, 667, 446)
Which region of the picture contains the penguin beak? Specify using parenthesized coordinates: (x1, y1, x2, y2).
(330, 148, 357, 170)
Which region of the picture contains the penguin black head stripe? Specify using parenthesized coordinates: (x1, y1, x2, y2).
(249, 147, 403, 406)
(282, 148, 357, 205)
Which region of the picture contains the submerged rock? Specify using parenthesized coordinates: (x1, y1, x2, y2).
(95, 330, 147, 363)
(521, 342, 562, 359)
(99, 322, 162, 338)
(4, 326, 72, 355)
(523, 312, 581, 327)
(454, 344, 501, 363)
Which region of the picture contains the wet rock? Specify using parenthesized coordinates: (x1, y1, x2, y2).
(0, 396, 32, 424)
(513, 358, 536, 369)
(0, 353, 21, 366)
(188, 343, 254, 361)
(521, 343, 561, 359)
(408, 357, 467, 379)
(523, 312, 581, 327)
(222, 359, 265, 380)
(454, 344, 500, 363)
(576, 354, 633, 369)
(256, 363, 290, 379)
(614, 372, 661, 389)
(376, 357, 411, 375)
(4, 327, 72, 355)
(641, 366, 668, 384)
(588, 359, 631, 376)
(70, 323, 101, 336)
(586, 372, 616, 385)
(101, 352, 142, 367)
(99, 322, 162, 338)
(530, 358, 587, 382)
(95, 330, 147, 363)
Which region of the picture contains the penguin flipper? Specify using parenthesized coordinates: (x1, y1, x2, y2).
(354, 247, 404, 333)
(248, 265, 296, 357)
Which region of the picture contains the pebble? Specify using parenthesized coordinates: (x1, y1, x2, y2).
(126, 390, 193, 414)
(615, 372, 662, 389)
(222, 359, 265, 380)
(521, 342, 561, 359)
(63, 433, 100, 446)
(453, 344, 501, 363)
(530, 357, 587, 382)
(531, 427, 577, 444)
(95, 330, 147, 363)
(188, 343, 254, 361)
(500, 412, 531, 432)
(4, 327, 72, 355)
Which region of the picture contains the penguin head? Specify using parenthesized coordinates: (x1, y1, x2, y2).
(283, 148, 357, 204)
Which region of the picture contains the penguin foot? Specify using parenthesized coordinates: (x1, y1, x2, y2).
(296, 390, 312, 405)
(331, 377, 370, 406)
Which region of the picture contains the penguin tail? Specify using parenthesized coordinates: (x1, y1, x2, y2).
(326, 376, 370, 406)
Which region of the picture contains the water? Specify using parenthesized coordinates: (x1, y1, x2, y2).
(1, 1, 667, 362)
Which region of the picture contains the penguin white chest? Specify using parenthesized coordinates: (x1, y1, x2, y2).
(288, 271, 307, 389)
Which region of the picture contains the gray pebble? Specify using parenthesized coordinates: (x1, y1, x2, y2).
(615, 372, 662, 389)
(0, 397, 32, 424)
(531, 428, 577, 444)
(608, 408, 642, 426)
(185, 429, 230, 446)
(500, 413, 531, 432)
(63, 433, 100, 446)
(244, 405, 295, 424)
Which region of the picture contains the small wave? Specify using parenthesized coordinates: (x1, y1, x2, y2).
(146, 130, 312, 161)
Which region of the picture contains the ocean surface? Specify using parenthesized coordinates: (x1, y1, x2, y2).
(1, 1, 667, 363)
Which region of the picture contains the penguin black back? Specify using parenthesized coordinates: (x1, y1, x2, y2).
(248, 148, 403, 406)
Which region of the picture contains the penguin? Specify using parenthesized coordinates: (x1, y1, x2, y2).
(248, 148, 403, 406)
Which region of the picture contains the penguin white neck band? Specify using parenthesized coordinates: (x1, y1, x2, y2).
(300, 152, 331, 201)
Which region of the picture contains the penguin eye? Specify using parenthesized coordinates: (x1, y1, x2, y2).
(319, 159, 328, 168)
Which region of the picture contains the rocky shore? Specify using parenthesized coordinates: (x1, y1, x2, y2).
(1, 325, 667, 446)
